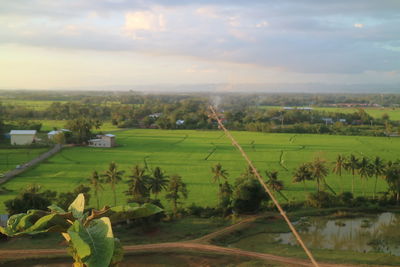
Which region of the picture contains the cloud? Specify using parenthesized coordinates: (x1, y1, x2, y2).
(123, 11, 166, 38)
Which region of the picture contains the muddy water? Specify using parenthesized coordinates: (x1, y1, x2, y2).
(236, 212, 400, 255)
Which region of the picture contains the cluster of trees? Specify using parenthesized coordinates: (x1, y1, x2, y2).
(291, 155, 400, 204)
(90, 162, 188, 216)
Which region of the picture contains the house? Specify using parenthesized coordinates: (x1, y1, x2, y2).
(176, 120, 185, 126)
(88, 134, 116, 148)
(47, 129, 71, 140)
(9, 130, 37, 145)
(339, 119, 347, 123)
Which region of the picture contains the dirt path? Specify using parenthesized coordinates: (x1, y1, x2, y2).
(192, 214, 264, 243)
(0, 216, 388, 266)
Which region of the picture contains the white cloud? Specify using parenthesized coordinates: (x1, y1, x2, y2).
(123, 11, 166, 38)
(354, 23, 364, 28)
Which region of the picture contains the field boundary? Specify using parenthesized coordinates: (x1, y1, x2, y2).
(0, 144, 62, 185)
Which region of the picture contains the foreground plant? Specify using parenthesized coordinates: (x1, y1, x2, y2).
(0, 194, 162, 267)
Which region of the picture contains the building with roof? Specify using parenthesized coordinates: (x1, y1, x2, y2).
(10, 130, 37, 145)
(88, 134, 116, 148)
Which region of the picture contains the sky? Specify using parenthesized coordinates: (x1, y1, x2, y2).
(0, 0, 400, 91)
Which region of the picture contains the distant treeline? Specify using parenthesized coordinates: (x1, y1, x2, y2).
(0, 92, 399, 136)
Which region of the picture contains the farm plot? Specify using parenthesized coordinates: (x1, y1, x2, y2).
(0, 129, 399, 213)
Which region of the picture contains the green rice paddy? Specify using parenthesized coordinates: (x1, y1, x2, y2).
(1, 129, 399, 213)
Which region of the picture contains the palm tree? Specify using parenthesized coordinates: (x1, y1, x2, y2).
(385, 163, 400, 204)
(165, 174, 188, 216)
(87, 170, 103, 209)
(292, 163, 313, 192)
(358, 157, 373, 196)
(372, 156, 385, 199)
(265, 170, 288, 201)
(126, 164, 150, 203)
(344, 154, 359, 194)
(310, 157, 330, 193)
(148, 167, 169, 200)
(102, 162, 125, 206)
(211, 163, 229, 184)
(332, 154, 346, 193)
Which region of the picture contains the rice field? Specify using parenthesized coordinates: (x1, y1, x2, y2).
(0, 129, 399, 213)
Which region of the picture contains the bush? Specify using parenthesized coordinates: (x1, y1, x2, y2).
(306, 191, 336, 208)
(337, 192, 353, 206)
(232, 177, 269, 213)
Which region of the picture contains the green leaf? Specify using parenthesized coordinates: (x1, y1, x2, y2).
(68, 193, 85, 220)
(108, 203, 162, 224)
(68, 218, 115, 267)
(48, 204, 66, 213)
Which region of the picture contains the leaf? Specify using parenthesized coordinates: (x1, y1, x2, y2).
(48, 204, 66, 213)
(68, 218, 115, 267)
(108, 203, 162, 224)
(68, 193, 85, 220)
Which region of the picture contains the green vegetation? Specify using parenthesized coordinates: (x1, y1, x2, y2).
(1, 129, 399, 213)
(0, 194, 162, 267)
(0, 146, 49, 173)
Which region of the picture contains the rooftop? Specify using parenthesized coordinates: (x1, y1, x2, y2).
(10, 130, 37, 135)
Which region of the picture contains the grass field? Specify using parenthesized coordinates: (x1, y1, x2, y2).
(0, 129, 399, 213)
(0, 147, 49, 174)
(259, 105, 400, 120)
(0, 99, 67, 111)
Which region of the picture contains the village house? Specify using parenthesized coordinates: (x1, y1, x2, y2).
(88, 134, 116, 148)
(9, 130, 37, 145)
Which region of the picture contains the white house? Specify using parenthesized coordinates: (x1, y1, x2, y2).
(88, 134, 116, 148)
(10, 130, 37, 145)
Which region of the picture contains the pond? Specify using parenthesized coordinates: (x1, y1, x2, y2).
(233, 212, 400, 256)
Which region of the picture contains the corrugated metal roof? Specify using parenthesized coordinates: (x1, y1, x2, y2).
(10, 130, 37, 135)
(104, 134, 115, 137)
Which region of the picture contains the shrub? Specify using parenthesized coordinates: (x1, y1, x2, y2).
(306, 191, 336, 208)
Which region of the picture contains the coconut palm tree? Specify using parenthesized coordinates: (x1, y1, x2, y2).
(102, 161, 125, 206)
(292, 163, 313, 192)
(211, 163, 229, 184)
(372, 156, 385, 199)
(332, 154, 346, 193)
(87, 170, 103, 209)
(310, 157, 330, 193)
(358, 157, 373, 196)
(166, 174, 188, 216)
(265, 170, 288, 201)
(344, 154, 359, 194)
(385, 163, 400, 204)
(126, 164, 150, 203)
(148, 166, 169, 200)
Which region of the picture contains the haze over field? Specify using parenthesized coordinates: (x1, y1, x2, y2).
(0, 0, 399, 92)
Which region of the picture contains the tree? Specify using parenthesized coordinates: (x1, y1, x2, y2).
(65, 117, 102, 144)
(218, 181, 233, 214)
(103, 162, 125, 206)
(211, 163, 229, 207)
(265, 170, 288, 201)
(385, 163, 400, 204)
(292, 163, 313, 192)
(88, 170, 104, 209)
(148, 167, 169, 200)
(232, 175, 268, 213)
(358, 157, 373, 196)
(211, 163, 229, 184)
(372, 156, 385, 199)
(165, 174, 188, 216)
(126, 165, 150, 203)
(344, 154, 359, 194)
(310, 157, 330, 193)
(332, 154, 346, 193)
(4, 184, 57, 215)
